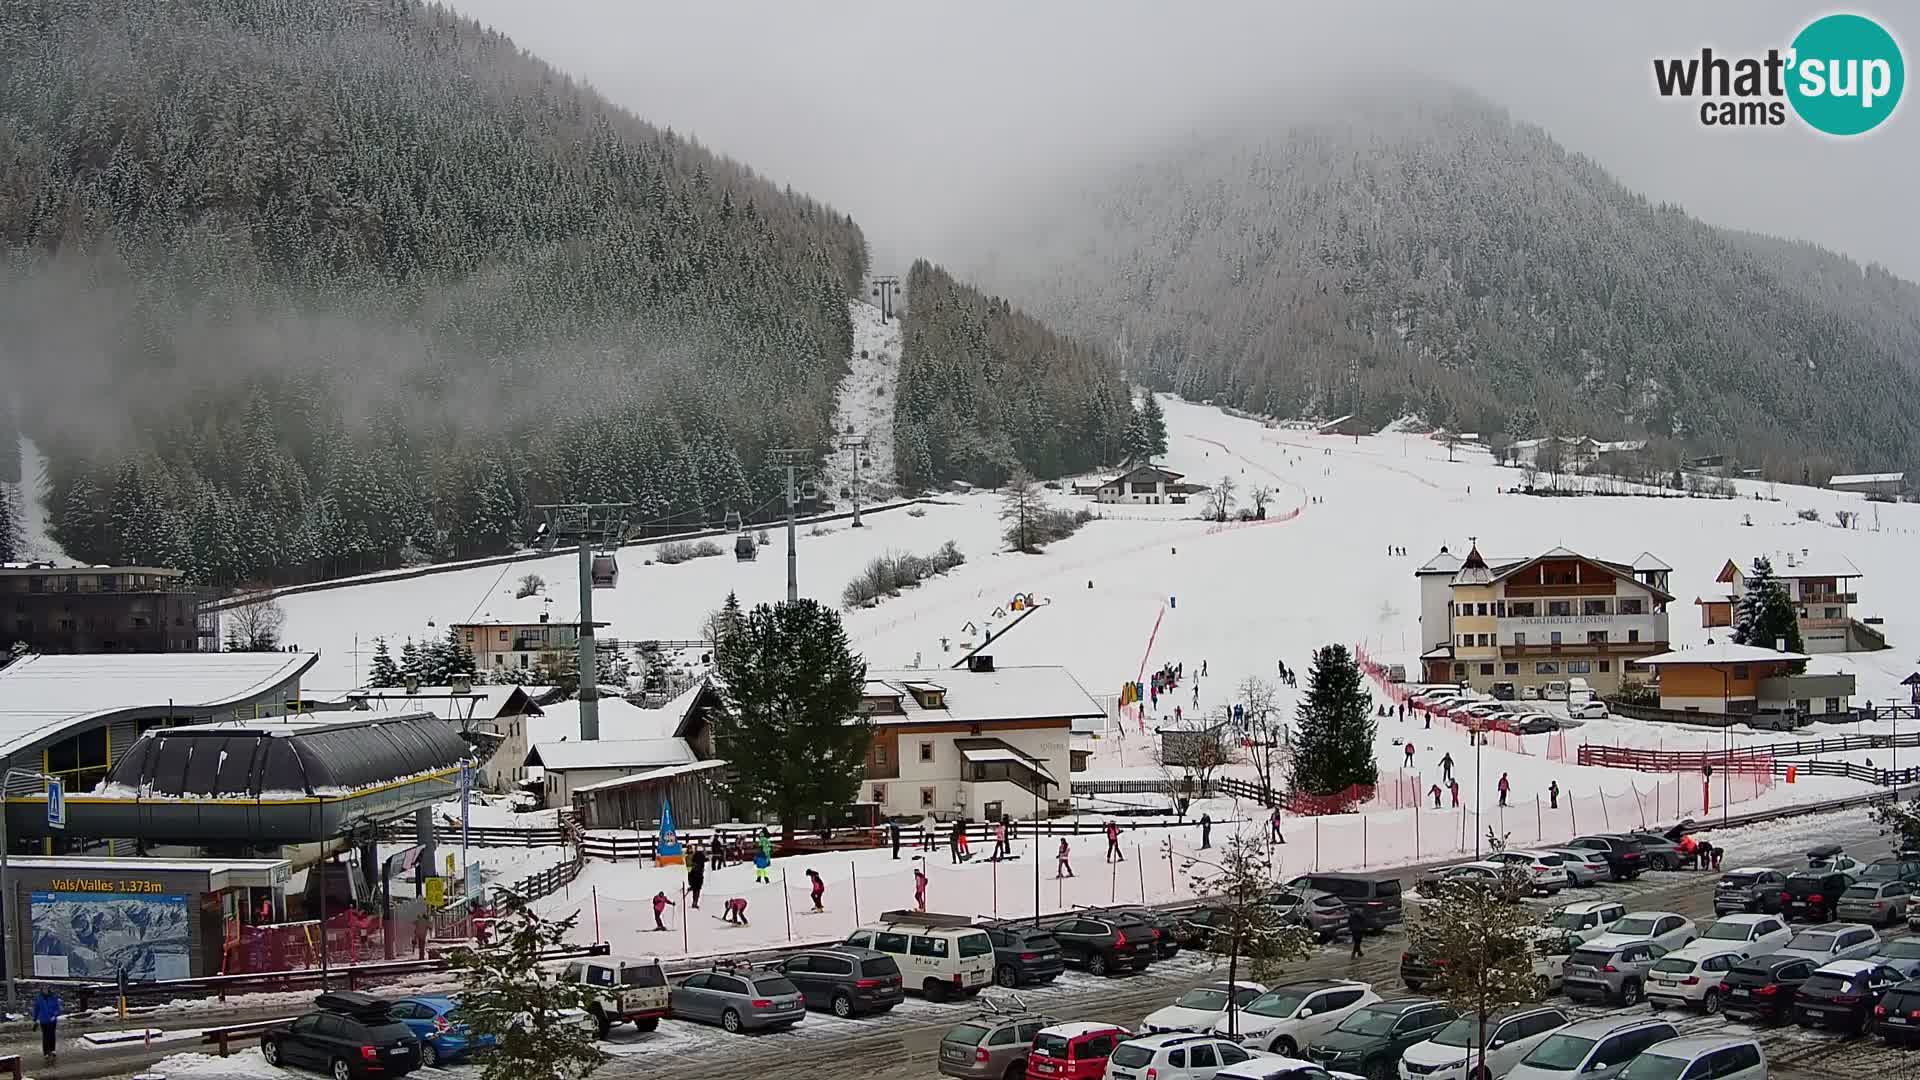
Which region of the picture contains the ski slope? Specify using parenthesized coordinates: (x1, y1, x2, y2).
(819, 299, 901, 504)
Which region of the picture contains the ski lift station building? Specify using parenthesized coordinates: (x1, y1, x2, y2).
(0, 652, 473, 854)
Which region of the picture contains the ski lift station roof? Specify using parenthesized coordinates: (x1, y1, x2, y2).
(0, 651, 318, 761)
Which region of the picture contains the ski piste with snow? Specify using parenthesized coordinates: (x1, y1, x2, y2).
(264, 305, 1918, 961)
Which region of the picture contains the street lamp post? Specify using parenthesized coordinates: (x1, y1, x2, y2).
(1472, 720, 1483, 858)
(0, 766, 60, 1012)
(1031, 758, 1050, 924)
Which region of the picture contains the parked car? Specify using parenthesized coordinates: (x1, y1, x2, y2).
(1513, 713, 1563, 733)
(262, 992, 422, 1079)
(1567, 700, 1608, 721)
(1218, 1060, 1369, 1080)
(937, 1010, 1058, 1080)
(1302, 998, 1456, 1080)
(1718, 954, 1818, 1024)
(1546, 849, 1612, 888)
(1872, 978, 1920, 1045)
(1714, 867, 1788, 915)
(846, 912, 996, 1000)
(1216, 979, 1378, 1057)
(1398, 948, 1442, 992)
(1774, 923, 1881, 965)
(1690, 913, 1792, 958)
(1506, 1016, 1677, 1080)
(1645, 949, 1744, 1013)
(1614, 1036, 1766, 1080)
(1261, 888, 1352, 941)
(1865, 938, 1920, 978)
(1583, 911, 1695, 952)
(1106, 1032, 1265, 1080)
(1417, 862, 1515, 895)
(1396, 1005, 1570, 1080)
(1026, 1022, 1129, 1080)
(1837, 880, 1913, 926)
(1861, 855, 1920, 885)
(1538, 901, 1627, 948)
(1048, 914, 1157, 976)
(1285, 874, 1405, 932)
(1795, 959, 1905, 1034)
(1099, 906, 1184, 959)
(553, 955, 671, 1036)
(1807, 844, 1865, 874)
(384, 996, 492, 1068)
(1622, 830, 1686, 871)
(1485, 850, 1570, 895)
(669, 965, 806, 1033)
(777, 946, 905, 1017)
(1561, 836, 1646, 881)
(1143, 982, 1269, 1035)
(1563, 939, 1669, 1006)
(979, 923, 1066, 988)
(1780, 869, 1856, 922)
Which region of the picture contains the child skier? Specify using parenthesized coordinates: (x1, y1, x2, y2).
(1448, 778, 1461, 808)
(1104, 820, 1124, 862)
(913, 867, 929, 911)
(651, 890, 674, 931)
(807, 868, 825, 912)
(752, 845, 771, 884)
(1497, 772, 1511, 808)
(1429, 783, 1443, 808)
(1056, 838, 1075, 878)
(722, 897, 749, 925)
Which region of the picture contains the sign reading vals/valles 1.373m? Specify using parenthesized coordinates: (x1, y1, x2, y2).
(46, 878, 169, 893)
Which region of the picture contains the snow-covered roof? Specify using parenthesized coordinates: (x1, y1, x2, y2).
(1637, 643, 1810, 666)
(525, 737, 697, 771)
(1828, 472, 1904, 486)
(1726, 553, 1862, 580)
(0, 652, 318, 759)
(333, 684, 542, 718)
(571, 759, 727, 795)
(524, 694, 686, 747)
(1631, 553, 1673, 572)
(1594, 439, 1648, 453)
(862, 666, 1104, 725)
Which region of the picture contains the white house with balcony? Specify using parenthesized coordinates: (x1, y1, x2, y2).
(1094, 464, 1189, 505)
(1415, 544, 1672, 695)
(856, 657, 1103, 821)
(1696, 551, 1887, 653)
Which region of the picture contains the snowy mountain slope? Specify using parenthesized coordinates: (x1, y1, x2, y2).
(820, 300, 900, 501)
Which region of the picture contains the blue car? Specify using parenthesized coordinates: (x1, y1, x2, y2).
(386, 996, 494, 1067)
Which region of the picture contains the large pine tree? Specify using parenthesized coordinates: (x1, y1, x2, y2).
(710, 599, 869, 837)
(1731, 556, 1805, 656)
(368, 638, 401, 688)
(1289, 644, 1379, 797)
(0, 485, 21, 563)
(1138, 394, 1169, 458)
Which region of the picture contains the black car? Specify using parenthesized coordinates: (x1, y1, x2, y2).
(1562, 835, 1646, 881)
(1398, 949, 1443, 991)
(1095, 906, 1183, 959)
(1874, 978, 1920, 1044)
(1796, 961, 1903, 1033)
(1719, 954, 1817, 1024)
(1046, 914, 1155, 976)
(1861, 857, 1920, 885)
(263, 992, 421, 1079)
(1715, 867, 1788, 915)
(1284, 873, 1405, 932)
(776, 946, 905, 1017)
(1304, 998, 1458, 1077)
(979, 923, 1066, 988)
(1781, 870, 1855, 922)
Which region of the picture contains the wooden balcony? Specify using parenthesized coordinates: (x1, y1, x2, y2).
(1503, 581, 1617, 598)
(1500, 640, 1667, 659)
(1798, 592, 1857, 605)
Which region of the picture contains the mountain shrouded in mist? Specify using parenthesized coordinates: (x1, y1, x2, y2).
(965, 85, 1920, 481)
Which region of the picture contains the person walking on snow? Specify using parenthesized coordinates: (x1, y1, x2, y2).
(1269, 809, 1286, 844)
(709, 834, 726, 871)
(1402, 742, 1415, 768)
(1429, 783, 1443, 809)
(1105, 820, 1125, 862)
(992, 819, 1009, 860)
(1548, 780, 1560, 809)
(1200, 813, 1213, 850)
(1347, 905, 1366, 959)
(651, 890, 674, 931)
(1497, 772, 1511, 807)
(1057, 839, 1075, 878)
(913, 867, 929, 911)
(687, 848, 706, 909)
(889, 819, 902, 859)
(956, 822, 972, 861)
(1424, 710, 1431, 730)
(807, 868, 826, 911)
(1449, 778, 1461, 808)
(1439, 752, 1455, 783)
(33, 988, 60, 1064)
(752, 845, 771, 884)
(1201, 659, 1207, 677)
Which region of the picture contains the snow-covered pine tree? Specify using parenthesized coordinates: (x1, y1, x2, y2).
(1139, 393, 1168, 457)
(1288, 644, 1379, 798)
(1407, 871, 1541, 1079)
(443, 627, 478, 682)
(368, 637, 401, 688)
(445, 898, 608, 1080)
(1731, 556, 1804, 657)
(399, 637, 424, 683)
(0, 484, 20, 563)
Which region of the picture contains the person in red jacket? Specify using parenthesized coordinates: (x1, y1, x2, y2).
(1497, 772, 1512, 807)
(651, 890, 674, 931)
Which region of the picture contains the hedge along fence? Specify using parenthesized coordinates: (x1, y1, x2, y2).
(842, 540, 966, 608)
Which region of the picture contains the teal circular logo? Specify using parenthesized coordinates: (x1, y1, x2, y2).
(1787, 13, 1904, 135)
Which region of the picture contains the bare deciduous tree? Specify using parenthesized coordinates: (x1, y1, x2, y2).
(1248, 485, 1274, 519)
(1206, 475, 1237, 521)
(223, 598, 285, 652)
(1000, 468, 1044, 553)
(1233, 676, 1288, 798)
(1156, 708, 1238, 811)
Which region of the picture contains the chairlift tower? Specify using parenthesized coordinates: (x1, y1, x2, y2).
(532, 502, 633, 741)
(840, 432, 871, 527)
(769, 449, 814, 603)
(871, 275, 900, 322)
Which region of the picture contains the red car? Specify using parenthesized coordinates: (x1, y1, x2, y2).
(1027, 1022, 1129, 1080)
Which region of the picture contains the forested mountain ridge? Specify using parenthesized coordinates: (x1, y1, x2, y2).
(966, 86, 1920, 481)
(1, 0, 869, 585)
(895, 261, 1133, 490)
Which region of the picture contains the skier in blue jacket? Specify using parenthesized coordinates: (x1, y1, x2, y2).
(753, 845, 771, 884)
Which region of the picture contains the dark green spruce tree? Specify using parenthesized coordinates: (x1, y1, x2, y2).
(1731, 556, 1805, 664)
(368, 637, 401, 688)
(711, 599, 869, 838)
(1139, 393, 1168, 457)
(1289, 644, 1379, 796)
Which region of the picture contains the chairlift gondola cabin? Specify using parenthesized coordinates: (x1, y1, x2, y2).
(590, 550, 619, 589)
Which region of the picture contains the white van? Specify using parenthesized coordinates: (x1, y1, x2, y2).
(1544, 681, 1570, 701)
(845, 910, 994, 1001)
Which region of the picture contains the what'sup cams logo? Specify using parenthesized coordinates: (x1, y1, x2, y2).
(1654, 12, 1904, 135)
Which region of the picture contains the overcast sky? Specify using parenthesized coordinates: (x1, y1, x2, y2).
(449, 1, 1918, 280)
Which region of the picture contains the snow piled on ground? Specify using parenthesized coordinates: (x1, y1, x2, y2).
(819, 299, 901, 505)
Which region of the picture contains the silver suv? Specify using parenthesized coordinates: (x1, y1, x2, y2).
(1564, 939, 1669, 1006)
(668, 965, 806, 1033)
(938, 1009, 1058, 1080)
